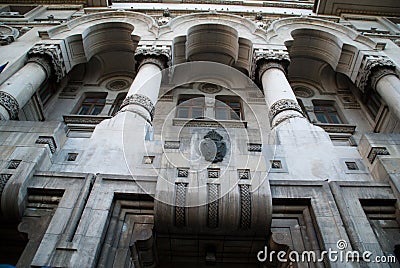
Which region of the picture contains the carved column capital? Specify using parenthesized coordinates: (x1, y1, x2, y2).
(355, 54, 397, 92)
(268, 99, 304, 125)
(252, 49, 290, 81)
(28, 43, 67, 82)
(0, 91, 19, 120)
(119, 94, 155, 122)
(134, 45, 171, 71)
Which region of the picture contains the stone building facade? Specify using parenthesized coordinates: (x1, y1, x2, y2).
(0, 0, 399, 267)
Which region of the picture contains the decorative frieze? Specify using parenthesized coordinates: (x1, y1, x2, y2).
(28, 43, 66, 82)
(207, 183, 219, 229)
(0, 174, 12, 199)
(120, 94, 155, 120)
(268, 99, 304, 124)
(355, 54, 396, 92)
(253, 49, 290, 81)
(207, 168, 220, 178)
(0, 91, 19, 120)
(239, 184, 251, 229)
(238, 169, 250, 180)
(135, 45, 171, 70)
(175, 182, 188, 227)
(35, 136, 57, 154)
(164, 141, 180, 149)
(247, 143, 262, 152)
(367, 146, 390, 163)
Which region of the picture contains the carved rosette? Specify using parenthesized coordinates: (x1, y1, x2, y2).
(268, 99, 304, 124)
(27, 43, 66, 82)
(355, 55, 397, 92)
(119, 94, 155, 120)
(0, 91, 19, 120)
(253, 49, 290, 81)
(134, 46, 171, 71)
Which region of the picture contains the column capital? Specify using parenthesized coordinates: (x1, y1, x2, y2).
(0, 91, 19, 120)
(134, 45, 171, 71)
(27, 43, 67, 82)
(355, 54, 397, 92)
(252, 49, 290, 81)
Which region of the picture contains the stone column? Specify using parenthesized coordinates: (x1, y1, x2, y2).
(118, 46, 170, 123)
(254, 49, 304, 128)
(0, 44, 66, 120)
(356, 55, 400, 121)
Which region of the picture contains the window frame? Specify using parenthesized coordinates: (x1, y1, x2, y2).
(312, 100, 345, 124)
(176, 95, 205, 119)
(215, 96, 243, 121)
(75, 92, 107, 116)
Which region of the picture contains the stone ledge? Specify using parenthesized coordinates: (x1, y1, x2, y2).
(314, 123, 356, 134)
(63, 115, 111, 125)
(173, 118, 247, 128)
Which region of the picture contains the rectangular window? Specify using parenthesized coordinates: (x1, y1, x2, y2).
(176, 95, 205, 119)
(215, 97, 242, 120)
(76, 93, 107, 116)
(313, 100, 343, 124)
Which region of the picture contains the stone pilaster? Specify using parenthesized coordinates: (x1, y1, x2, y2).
(254, 49, 305, 128)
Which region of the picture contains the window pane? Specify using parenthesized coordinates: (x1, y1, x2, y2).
(315, 113, 328, 123)
(97, 98, 106, 104)
(215, 101, 226, 107)
(91, 105, 104, 115)
(177, 107, 189, 118)
(78, 105, 90, 115)
(328, 113, 341, 124)
(230, 110, 241, 120)
(192, 108, 203, 119)
(216, 109, 228, 120)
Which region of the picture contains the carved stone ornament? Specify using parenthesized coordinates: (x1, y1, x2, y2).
(0, 25, 19, 46)
(120, 94, 155, 120)
(252, 49, 290, 81)
(199, 83, 222, 94)
(28, 43, 66, 82)
(268, 99, 304, 124)
(356, 55, 397, 92)
(0, 91, 19, 120)
(200, 130, 227, 163)
(135, 45, 171, 71)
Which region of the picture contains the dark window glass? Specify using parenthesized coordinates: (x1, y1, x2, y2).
(215, 97, 242, 120)
(313, 102, 343, 124)
(77, 94, 106, 115)
(176, 96, 205, 119)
